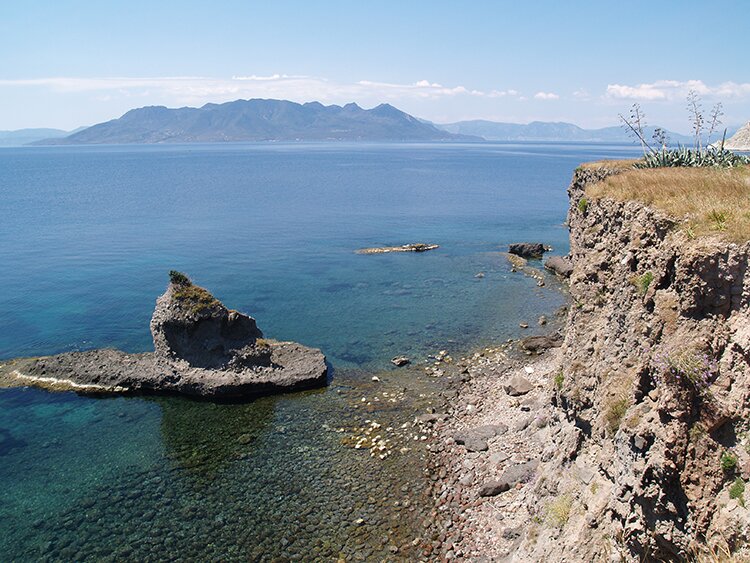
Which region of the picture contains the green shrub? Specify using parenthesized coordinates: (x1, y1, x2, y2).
(578, 198, 589, 214)
(169, 270, 191, 286)
(730, 478, 745, 506)
(631, 271, 654, 295)
(554, 371, 564, 390)
(721, 451, 738, 473)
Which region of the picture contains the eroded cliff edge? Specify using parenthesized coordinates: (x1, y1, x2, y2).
(429, 165, 750, 562)
(553, 166, 750, 559)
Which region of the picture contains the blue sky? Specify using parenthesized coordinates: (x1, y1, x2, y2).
(1, 0, 749, 132)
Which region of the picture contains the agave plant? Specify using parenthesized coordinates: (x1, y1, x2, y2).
(634, 146, 750, 169)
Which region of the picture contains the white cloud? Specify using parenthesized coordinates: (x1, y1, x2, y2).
(0, 75, 524, 105)
(534, 91, 559, 100)
(606, 80, 750, 101)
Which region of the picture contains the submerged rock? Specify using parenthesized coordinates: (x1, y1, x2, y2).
(356, 243, 438, 254)
(391, 355, 410, 367)
(3, 272, 328, 399)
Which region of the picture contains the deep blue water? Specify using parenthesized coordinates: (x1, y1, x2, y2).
(0, 142, 642, 560)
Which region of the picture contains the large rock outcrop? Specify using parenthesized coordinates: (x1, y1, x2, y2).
(508, 166, 750, 561)
(1, 274, 328, 398)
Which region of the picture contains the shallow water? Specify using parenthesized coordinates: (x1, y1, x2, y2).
(0, 141, 642, 560)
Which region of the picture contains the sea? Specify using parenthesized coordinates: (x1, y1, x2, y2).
(0, 141, 641, 561)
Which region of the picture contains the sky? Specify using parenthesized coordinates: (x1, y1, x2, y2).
(1, 0, 749, 132)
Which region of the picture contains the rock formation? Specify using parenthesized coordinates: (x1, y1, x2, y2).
(1, 273, 327, 398)
(430, 165, 750, 561)
(356, 243, 439, 254)
(520, 166, 750, 560)
(508, 242, 549, 259)
(725, 121, 750, 151)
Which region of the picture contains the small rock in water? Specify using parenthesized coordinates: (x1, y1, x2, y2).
(391, 356, 410, 367)
(519, 323, 529, 329)
(538, 315, 547, 326)
(371, 376, 381, 382)
(474, 272, 485, 278)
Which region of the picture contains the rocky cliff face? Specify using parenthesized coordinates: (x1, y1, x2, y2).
(150, 282, 265, 369)
(526, 167, 750, 560)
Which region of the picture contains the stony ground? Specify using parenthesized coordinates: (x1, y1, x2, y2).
(412, 338, 571, 561)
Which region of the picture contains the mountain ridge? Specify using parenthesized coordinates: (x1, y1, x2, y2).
(35, 99, 476, 145)
(436, 119, 703, 143)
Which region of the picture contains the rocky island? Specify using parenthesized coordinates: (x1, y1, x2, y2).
(0, 272, 328, 398)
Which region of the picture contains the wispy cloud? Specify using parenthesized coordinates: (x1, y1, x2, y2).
(533, 91, 559, 100)
(0, 75, 527, 105)
(606, 80, 750, 101)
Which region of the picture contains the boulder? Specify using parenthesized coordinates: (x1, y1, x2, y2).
(150, 278, 263, 368)
(479, 460, 540, 496)
(454, 424, 507, 452)
(391, 356, 410, 367)
(503, 375, 534, 396)
(508, 243, 548, 259)
(520, 334, 563, 353)
(544, 255, 574, 278)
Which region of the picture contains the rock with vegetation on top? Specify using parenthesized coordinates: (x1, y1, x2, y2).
(1, 272, 328, 399)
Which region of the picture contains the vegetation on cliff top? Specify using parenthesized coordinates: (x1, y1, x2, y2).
(168, 271, 220, 313)
(585, 165, 750, 243)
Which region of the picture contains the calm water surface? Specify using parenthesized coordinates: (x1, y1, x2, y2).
(0, 142, 641, 560)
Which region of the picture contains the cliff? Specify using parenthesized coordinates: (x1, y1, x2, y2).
(427, 163, 750, 562)
(725, 122, 750, 151)
(534, 165, 750, 560)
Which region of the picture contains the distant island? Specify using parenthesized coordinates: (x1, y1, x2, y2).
(436, 119, 716, 143)
(0, 128, 79, 147)
(19, 99, 742, 146)
(33, 99, 477, 145)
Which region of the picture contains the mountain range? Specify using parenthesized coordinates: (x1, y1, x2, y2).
(16, 99, 741, 146)
(436, 119, 703, 144)
(36, 99, 471, 144)
(0, 128, 78, 146)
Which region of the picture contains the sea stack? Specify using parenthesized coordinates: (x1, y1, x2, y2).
(1, 272, 328, 398)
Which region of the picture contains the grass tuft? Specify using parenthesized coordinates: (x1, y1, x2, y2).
(546, 494, 573, 528)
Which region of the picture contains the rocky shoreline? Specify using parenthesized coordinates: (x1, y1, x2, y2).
(414, 163, 750, 562)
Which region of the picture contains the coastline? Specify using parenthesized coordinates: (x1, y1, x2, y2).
(419, 335, 568, 560)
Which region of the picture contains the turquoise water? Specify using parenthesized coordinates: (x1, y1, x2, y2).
(0, 142, 641, 560)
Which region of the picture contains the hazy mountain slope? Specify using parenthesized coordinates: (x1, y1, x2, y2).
(438, 120, 695, 143)
(37, 99, 474, 144)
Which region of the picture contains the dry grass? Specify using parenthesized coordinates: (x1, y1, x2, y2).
(586, 165, 750, 243)
(579, 159, 638, 171)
